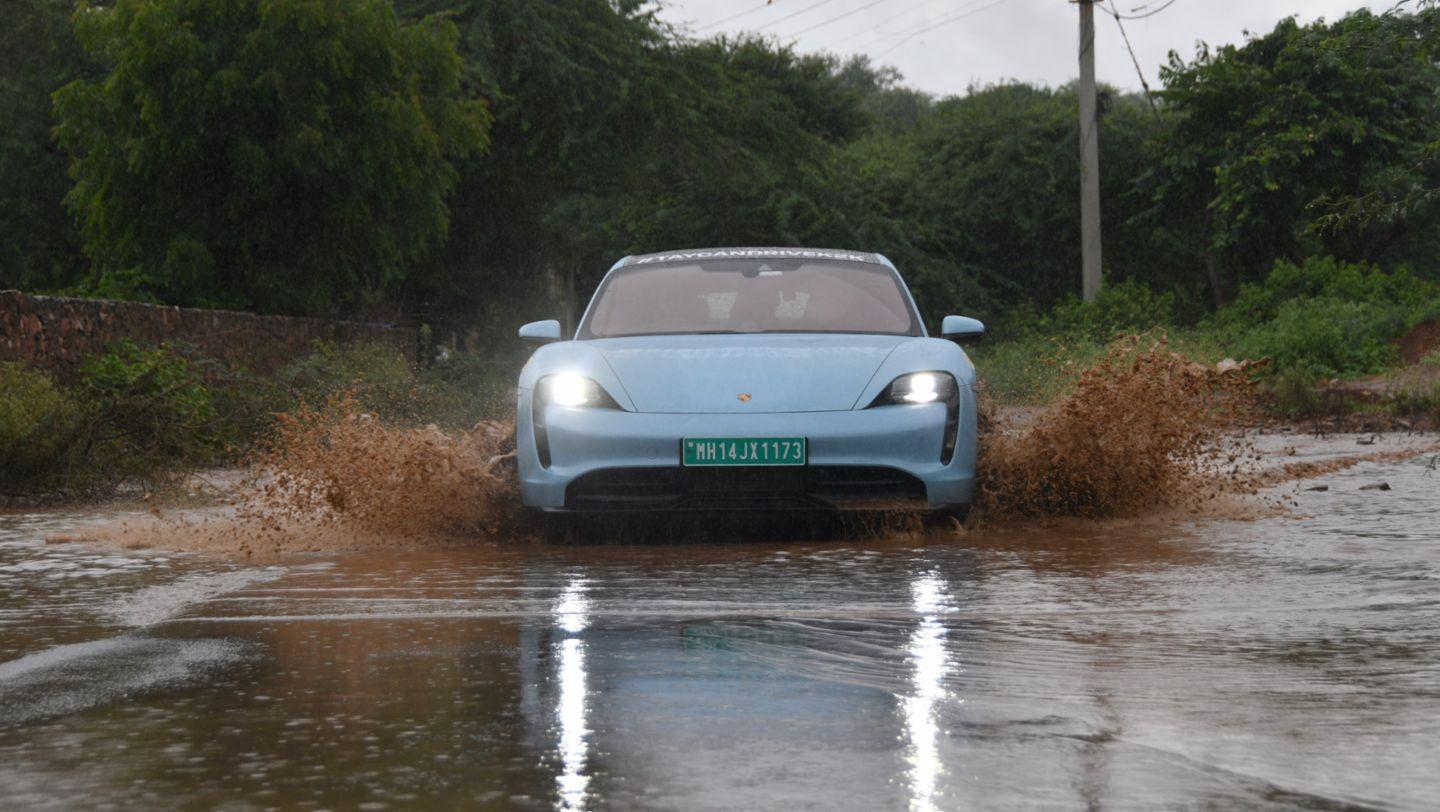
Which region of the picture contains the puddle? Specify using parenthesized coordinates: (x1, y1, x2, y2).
(0, 446, 1437, 808)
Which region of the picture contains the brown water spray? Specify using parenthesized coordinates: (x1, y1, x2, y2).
(970, 337, 1263, 523)
(234, 395, 530, 547)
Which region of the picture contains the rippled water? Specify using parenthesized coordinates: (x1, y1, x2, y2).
(1, 440, 1438, 810)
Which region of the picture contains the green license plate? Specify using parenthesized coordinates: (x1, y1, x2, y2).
(682, 437, 807, 467)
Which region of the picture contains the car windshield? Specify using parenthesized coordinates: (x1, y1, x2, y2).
(579, 258, 922, 338)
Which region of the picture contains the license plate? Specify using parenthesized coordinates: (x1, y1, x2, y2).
(682, 437, 806, 467)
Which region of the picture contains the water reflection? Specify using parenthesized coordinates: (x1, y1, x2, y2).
(553, 576, 591, 811)
(902, 572, 953, 812)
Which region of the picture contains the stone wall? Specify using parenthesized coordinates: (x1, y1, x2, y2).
(0, 290, 415, 379)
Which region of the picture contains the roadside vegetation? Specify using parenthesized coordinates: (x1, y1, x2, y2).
(0, 342, 510, 501)
(972, 257, 1440, 421)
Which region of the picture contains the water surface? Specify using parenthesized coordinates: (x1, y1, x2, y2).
(1, 444, 1437, 810)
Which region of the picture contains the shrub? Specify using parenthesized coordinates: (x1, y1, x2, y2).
(1220, 257, 1435, 327)
(203, 365, 289, 451)
(279, 340, 513, 428)
(279, 340, 419, 422)
(415, 354, 515, 428)
(0, 363, 83, 493)
(75, 341, 221, 487)
(2, 339, 513, 499)
(1234, 298, 1405, 378)
(1041, 280, 1178, 341)
(1212, 256, 1440, 380)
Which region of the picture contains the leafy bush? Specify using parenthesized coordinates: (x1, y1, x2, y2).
(970, 335, 1103, 406)
(1040, 280, 1178, 341)
(75, 341, 221, 486)
(280, 340, 513, 428)
(415, 354, 515, 429)
(1219, 257, 1438, 378)
(971, 328, 1232, 406)
(1219, 257, 1436, 328)
(1234, 298, 1406, 378)
(1, 338, 516, 499)
(0, 363, 83, 493)
(2, 344, 222, 497)
(201, 365, 289, 451)
(279, 341, 419, 422)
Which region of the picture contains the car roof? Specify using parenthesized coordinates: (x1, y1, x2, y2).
(615, 247, 893, 269)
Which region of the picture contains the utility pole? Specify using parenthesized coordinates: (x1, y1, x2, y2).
(1077, 0, 1103, 301)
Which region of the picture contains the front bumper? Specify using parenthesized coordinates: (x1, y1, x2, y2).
(516, 396, 977, 511)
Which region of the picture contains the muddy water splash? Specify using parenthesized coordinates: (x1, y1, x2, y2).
(248, 401, 523, 532)
(83, 399, 532, 557)
(972, 340, 1262, 523)
(227, 399, 531, 553)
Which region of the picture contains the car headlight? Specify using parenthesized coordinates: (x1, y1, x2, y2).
(869, 371, 957, 407)
(867, 371, 962, 465)
(532, 374, 622, 469)
(537, 374, 621, 409)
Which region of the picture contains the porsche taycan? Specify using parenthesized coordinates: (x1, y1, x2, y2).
(515, 248, 984, 533)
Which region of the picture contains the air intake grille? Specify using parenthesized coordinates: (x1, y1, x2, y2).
(564, 466, 926, 511)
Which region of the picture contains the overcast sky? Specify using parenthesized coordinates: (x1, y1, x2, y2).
(654, 0, 1400, 97)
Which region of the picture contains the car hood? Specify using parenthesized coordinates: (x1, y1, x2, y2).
(591, 334, 911, 413)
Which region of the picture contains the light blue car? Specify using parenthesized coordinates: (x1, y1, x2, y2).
(515, 248, 984, 534)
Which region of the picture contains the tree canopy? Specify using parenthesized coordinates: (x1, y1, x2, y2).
(52, 0, 488, 313)
(1152, 6, 1440, 303)
(1, 0, 1437, 334)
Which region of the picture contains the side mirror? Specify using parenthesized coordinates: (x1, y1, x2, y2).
(518, 319, 563, 343)
(941, 315, 985, 345)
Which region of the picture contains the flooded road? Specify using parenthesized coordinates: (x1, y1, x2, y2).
(2, 438, 1438, 810)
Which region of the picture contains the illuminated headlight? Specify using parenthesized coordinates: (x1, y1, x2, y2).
(532, 375, 622, 470)
(897, 372, 940, 403)
(874, 371, 954, 406)
(538, 374, 617, 408)
(867, 371, 962, 464)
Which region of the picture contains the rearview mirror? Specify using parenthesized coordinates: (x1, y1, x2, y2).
(518, 319, 563, 343)
(940, 315, 985, 345)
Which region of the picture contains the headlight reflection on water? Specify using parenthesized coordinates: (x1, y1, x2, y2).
(904, 573, 954, 812)
(554, 577, 591, 811)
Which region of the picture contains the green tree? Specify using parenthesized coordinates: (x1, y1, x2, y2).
(0, 0, 91, 292)
(394, 0, 680, 334)
(826, 82, 1167, 320)
(1152, 7, 1440, 304)
(394, 2, 870, 339)
(829, 54, 934, 133)
(53, 0, 489, 314)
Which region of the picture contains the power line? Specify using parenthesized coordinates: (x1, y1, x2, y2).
(782, 0, 897, 39)
(871, 0, 1014, 60)
(695, 1, 778, 33)
(1104, 0, 1181, 21)
(754, 0, 848, 32)
(1108, 7, 1161, 119)
(821, 0, 990, 50)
